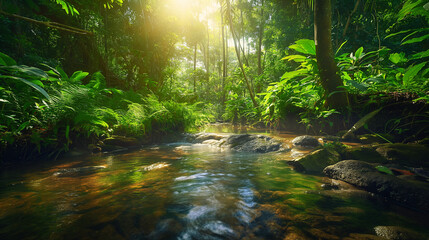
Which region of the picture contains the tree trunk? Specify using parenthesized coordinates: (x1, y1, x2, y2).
(226, 0, 258, 107)
(207, 17, 210, 81)
(194, 44, 197, 93)
(221, 4, 226, 105)
(257, 0, 264, 76)
(314, 0, 349, 109)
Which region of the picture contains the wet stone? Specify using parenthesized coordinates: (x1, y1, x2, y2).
(292, 135, 321, 148)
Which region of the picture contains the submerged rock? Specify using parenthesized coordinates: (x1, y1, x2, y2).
(323, 160, 429, 212)
(374, 226, 424, 240)
(53, 166, 106, 177)
(289, 148, 341, 173)
(140, 162, 170, 171)
(291, 135, 321, 148)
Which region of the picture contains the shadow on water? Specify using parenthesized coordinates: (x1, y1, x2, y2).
(1, 125, 429, 239)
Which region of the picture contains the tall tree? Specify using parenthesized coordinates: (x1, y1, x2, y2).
(225, 0, 258, 107)
(314, 0, 349, 108)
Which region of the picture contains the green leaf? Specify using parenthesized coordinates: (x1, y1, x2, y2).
(281, 69, 307, 81)
(335, 40, 348, 56)
(56, 66, 69, 81)
(403, 62, 426, 84)
(398, 0, 425, 21)
(0, 52, 17, 66)
(16, 65, 49, 79)
(346, 80, 369, 91)
(16, 121, 30, 132)
(342, 108, 382, 139)
(0, 75, 51, 101)
(355, 47, 364, 60)
(385, 29, 414, 39)
(402, 33, 429, 45)
(375, 166, 394, 175)
(389, 53, 407, 64)
(289, 39, 316, 55)
(281, 55, 307, 62)
(69, 71, 89, 83)
(410, 49, 429, 60)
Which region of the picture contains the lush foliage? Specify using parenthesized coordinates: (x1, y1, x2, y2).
(0, 52, 212, 160)
(0, 0, 428, 162)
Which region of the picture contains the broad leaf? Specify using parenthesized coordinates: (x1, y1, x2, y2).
(0, 52, 17, 66)
(402, 33, 429, 45)
(410, 49, 429, 60)
(289, 39, 316, 55)
(281, 55, 307, 62)
(0, 75, 51, 101)
(403, 62, 426, 85)
(389, 53, 407, 64)
(70, 71, 89, 83)
(355, 47, 364, 60)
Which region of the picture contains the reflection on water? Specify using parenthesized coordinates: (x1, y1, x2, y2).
(1, 128, 429, 239)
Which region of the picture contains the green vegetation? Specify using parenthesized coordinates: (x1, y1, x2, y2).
(1, 0, 428, 163)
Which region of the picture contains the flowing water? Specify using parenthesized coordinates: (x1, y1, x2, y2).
(1, 125, 428, 239)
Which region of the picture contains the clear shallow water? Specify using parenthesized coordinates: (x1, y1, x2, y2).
(1, 127, 429, 239)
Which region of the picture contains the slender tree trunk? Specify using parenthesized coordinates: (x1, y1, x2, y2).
(207, 18, 210, 81)
(342, 0, 361, 38)
(314, 0, 349, 109)
(221, 5, 226, 105)
(226, 0, 258, 107)
(257, 0, 264, 76)
(102, 6, 108, 64)
(194, 44, 197, 93)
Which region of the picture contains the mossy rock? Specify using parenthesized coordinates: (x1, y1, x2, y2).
(290, 148, 341, 173)
(343, 146, 387, 164)
(376, 143, 429, 168)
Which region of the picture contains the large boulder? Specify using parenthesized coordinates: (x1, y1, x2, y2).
(289, 148, 341, 173)
(221, 134, 283, 153)
(375, 143, 429, 168)
(323, 160, 429, 212)
(292, 135, 321, 148)
(191, 133, 284, 153)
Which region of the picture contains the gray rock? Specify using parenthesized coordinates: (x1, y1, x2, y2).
(191, 133, 283, 153)
(292, 135, 321, 148)
(222, 134, 283, 153)
(374, 226, 424, 240)
(289, 148, 341, 173)
(324, 160, 429, 212)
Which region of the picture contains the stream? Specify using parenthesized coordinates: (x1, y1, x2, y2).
(1, 125, 428, 239)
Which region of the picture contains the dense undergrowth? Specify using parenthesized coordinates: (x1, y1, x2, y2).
(0, 52, 213, 164)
